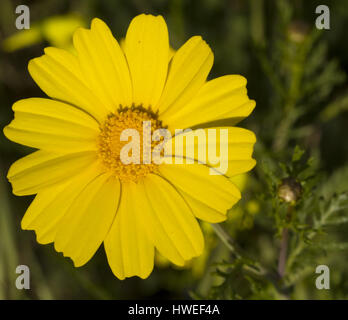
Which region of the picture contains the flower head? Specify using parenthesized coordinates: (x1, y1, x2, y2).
(3, 14, 256, 279)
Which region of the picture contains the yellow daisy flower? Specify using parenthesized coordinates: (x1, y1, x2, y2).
(3, 14, 256, 280)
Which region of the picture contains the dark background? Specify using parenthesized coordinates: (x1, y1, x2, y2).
(0, 0, 347, 299)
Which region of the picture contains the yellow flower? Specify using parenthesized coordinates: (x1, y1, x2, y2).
(3, 14, 256, 280)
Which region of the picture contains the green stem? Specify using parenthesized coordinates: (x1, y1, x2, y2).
(210, 224, 241, 259)
(250, 0, 265, 46)
(285, 199, 336, 287)
(211, 224, 288, 297)
(278, 228, 289, 278)
(0, 164, 22, 299)
(273, 29, 320, 151)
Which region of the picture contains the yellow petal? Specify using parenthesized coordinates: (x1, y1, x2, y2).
(126, 180, 184, 266)
(164, 75, 256, 129)
(54, 174, 120, 267)
(73, 18, 133, 111)
(124, 14, 169, 108)
(166, 127, 256, 177)
(169, 46, 175, 61)
(21, 163, 102, 244)
(158, 36, 213, 115)
(104, 182, 154, 280)
(159, 163, 241, 222)
(142, 174, 204, 265)
(7, 150, 97, 195)
(120, 36, 175, 62)
(3, 98, 98, 152)
(28, 46, 108, 123)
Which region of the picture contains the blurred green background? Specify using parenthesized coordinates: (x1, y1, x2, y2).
(1, 0, 348, 300)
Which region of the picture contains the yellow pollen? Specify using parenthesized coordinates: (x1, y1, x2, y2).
(98, 106, 166, 183)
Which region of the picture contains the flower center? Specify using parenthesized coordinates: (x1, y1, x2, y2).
(98, 105, 165, 183)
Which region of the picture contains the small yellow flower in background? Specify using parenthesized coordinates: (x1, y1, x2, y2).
(227, 174, 260, 231)
(3, 14, 256, 280)
(2, 26, 42, 52)
(2, 14, 86, 52)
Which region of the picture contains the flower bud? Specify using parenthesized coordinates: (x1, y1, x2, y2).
(288, 21, 310, 43)
(278, 177, 302, 204)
